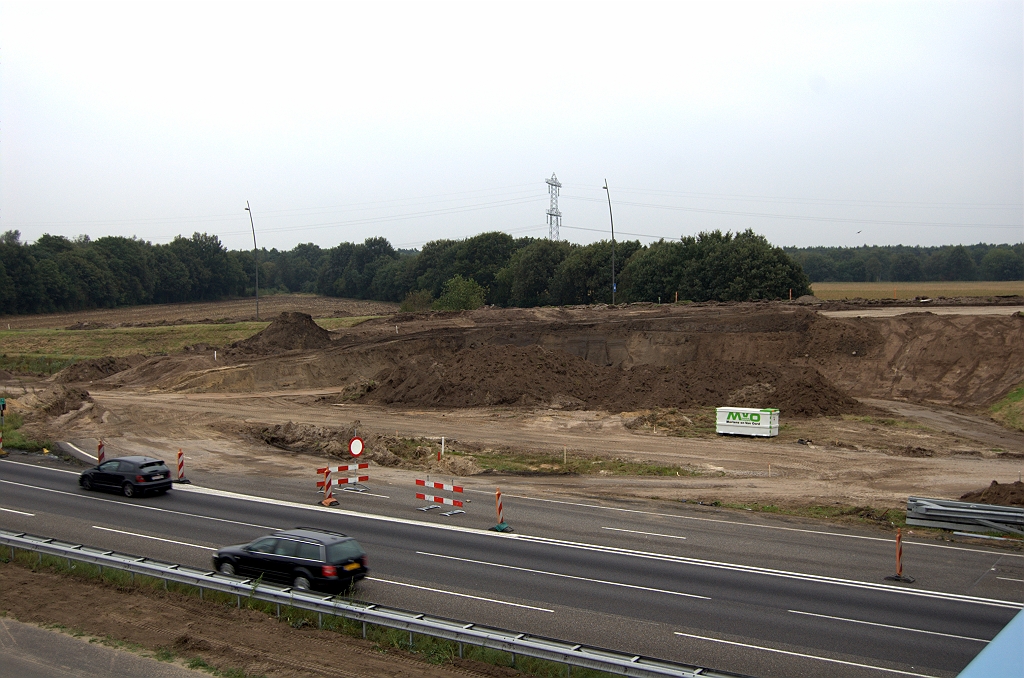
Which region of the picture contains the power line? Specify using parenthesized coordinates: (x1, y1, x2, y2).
(561, 194, 1022, 230)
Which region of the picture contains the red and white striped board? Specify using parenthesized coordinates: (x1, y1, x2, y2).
(336, 463, 369, 473)
(335, 475, 370, 485)
(415, 479, 463, 494)
(176, 448, 185, 481)
(316, 468, 334, 500)
(97, 440, 105, 465)
(416, 493, 464, 507)
(495, 487, 504, 524)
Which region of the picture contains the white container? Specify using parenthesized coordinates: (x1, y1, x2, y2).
(716, 407, 779, 437)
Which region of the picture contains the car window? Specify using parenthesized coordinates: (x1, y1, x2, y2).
(295, 541, 322, 561)
(326, 540, 364, 562)
(139, 461, 166, 470)
(273, 539, 298, 557)
(248, 538, 278, 553)
(98, 461, 121, 472)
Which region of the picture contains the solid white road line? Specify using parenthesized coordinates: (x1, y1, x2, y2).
(4, 470, 1021, 610)
(602, 526, 686, 540)
(464, 486, 1024, 558)
(788, 609, 989, 643)
(91, 526, 216, 551)
(0, 479, 278, 531)
(0, 507, 34, 516)
(366, 577, 554, 612)
(673, 632, 941, 678)
(996, 576, 1024, 583)
(417, 551, 711, 600)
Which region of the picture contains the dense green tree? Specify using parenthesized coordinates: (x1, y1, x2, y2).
(890, 253, 923, 282)
(432, 275, 486, 310)
(494, 239, 571, 307)
(980, 248, 1022, 281)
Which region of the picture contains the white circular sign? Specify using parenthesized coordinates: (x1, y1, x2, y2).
(348, 436, 364, 457)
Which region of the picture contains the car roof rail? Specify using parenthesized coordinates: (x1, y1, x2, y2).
(291, 526, 349, 538)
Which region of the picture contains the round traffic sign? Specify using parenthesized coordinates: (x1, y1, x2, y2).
(348, 436, 364, 457)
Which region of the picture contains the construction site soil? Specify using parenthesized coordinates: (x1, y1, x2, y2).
(4, 297, 1024, 513)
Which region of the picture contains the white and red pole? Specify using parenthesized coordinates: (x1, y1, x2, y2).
(97, 439, 105, 465)
(895, 528, 903, 577)
(496, 487, 504, 524)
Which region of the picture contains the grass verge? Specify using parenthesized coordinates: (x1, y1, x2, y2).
(0, 551, 616, 678)
(0, 316, 379, 366)
(811, 280, 1024, 300)
(0, 410, 50, 452)
(991, 384, 1024, 433)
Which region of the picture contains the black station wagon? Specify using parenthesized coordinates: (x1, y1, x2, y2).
(79, 456, 174, 497)
(212, 527, 367, 592)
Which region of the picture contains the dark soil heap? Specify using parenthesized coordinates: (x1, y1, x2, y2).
(959, 480, 1024, 508)
(231, 312, 332, 354)
(54, 356, 145, 383)
(366, 344, 859, 415)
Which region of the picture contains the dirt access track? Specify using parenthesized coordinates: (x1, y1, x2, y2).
(8, 297, 1024, 510)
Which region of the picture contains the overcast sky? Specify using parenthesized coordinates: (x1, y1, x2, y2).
(1, 1, 1021, 253)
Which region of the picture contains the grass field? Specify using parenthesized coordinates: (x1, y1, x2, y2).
(0, 317, 376, 362)
(812, 281, 1024, 300)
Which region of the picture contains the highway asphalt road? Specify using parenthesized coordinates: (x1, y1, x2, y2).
(2, 455, 1022, 678)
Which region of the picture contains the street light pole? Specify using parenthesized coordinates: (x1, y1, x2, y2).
(245, 201, 259, 321)
(603, 180, 616, 305)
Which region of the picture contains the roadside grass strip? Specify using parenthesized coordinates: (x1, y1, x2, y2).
(674, 631, 942, 678)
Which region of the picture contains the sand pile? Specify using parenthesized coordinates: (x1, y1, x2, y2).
(366, 344, 858, 415)
(959, 480, 1024, 508)
(231, 312, 332, 354)
(54, 356, 146, 383)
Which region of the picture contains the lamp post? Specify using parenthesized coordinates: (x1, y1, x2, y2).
(245, 201, 259, 320)
(603, 180, 616, 305)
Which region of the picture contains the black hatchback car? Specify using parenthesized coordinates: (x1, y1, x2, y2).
(213, 527, 367, 593)
(79, 456, 174, 497)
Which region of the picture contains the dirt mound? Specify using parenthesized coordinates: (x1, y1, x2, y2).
(231, 312, 332, 354)
(30, 385, 93, 416)
(366, 344, 858, 415)
(959, 480, 1024, 507)
(53, 356, 146, 383)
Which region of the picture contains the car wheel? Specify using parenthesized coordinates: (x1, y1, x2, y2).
(219, 562, 236, 576)
(121, 482, 135, 498)
(293, 575, 312, 590)
(81, 477, 92, 491)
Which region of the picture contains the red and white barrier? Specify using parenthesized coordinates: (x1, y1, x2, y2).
(415, 493, 464, 507)
(316, 463, 371, 504)
(416, 479, 463, 493)
(415, 477, 464, 513)
(97, 439, 105, 465)
(495, 487, 504, 524)
(174, 448, 192, 483)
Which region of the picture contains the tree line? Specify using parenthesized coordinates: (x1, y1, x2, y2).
(785, 243, 1024, 283)
(0, 228, 812, 315)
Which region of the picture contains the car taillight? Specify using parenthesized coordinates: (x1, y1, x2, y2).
(360, 556, 367, 567)
(322, 565, 337, 577)
(135, 475, 145, 483)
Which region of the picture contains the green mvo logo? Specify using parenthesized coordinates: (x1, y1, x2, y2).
(727, 412, 760, 423)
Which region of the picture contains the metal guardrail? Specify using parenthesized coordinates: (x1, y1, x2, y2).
(0, 529, 749, 678)
(906, 497, 1024, 537)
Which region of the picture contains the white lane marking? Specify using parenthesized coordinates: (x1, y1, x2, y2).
(511, 533, 1024, 610)
(0, 479, 278, 531)
(5, 468, 1021, 610)
(673, 632, 940, 678)
(7, 456, 1021, 563)
(91, 526, 216, 551)
(602, 526, 686, 540)
(788, 609, 989, 643)
(997, 576, 1024, 583)
(0, 507, 34, 516)
(464, 486, 1024, 558)
(417, 551, 711, 600)
(366, 577, 554, 612)
(63, 442, 96, 461)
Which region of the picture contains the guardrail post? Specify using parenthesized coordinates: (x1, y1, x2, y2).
(318, 612, 323, 629)
(276, 603, 280, 619)
(458, 642, 463, 659)
(362, 621, 366, 639)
